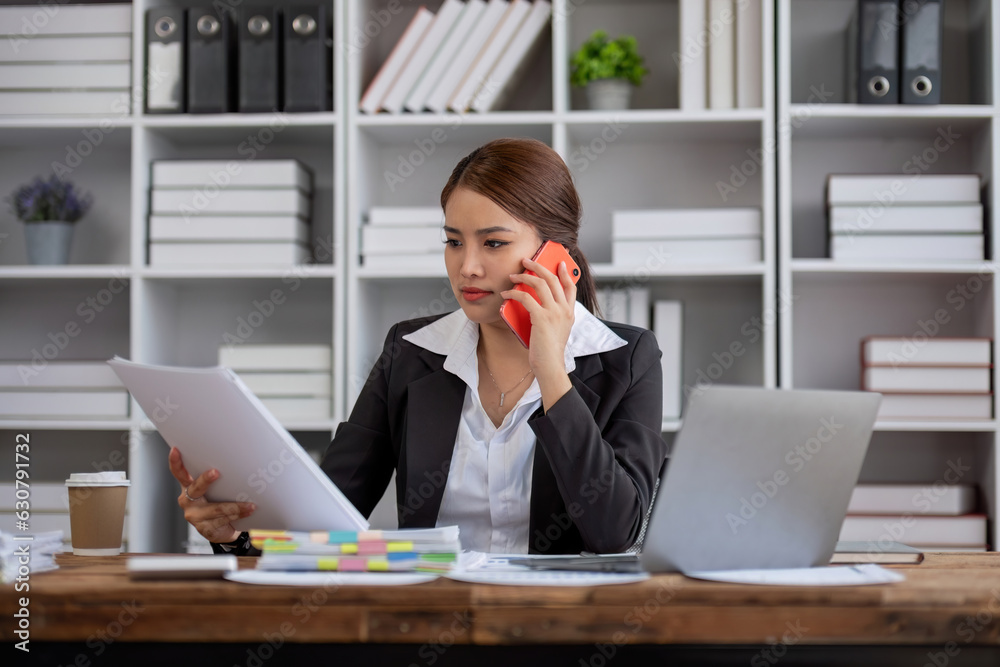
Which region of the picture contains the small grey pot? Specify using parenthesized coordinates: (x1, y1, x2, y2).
(586, 79, 633, 110)
(24, 220, 74, 265)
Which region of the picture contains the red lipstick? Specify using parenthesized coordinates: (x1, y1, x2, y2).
(461, 287, 492, 302)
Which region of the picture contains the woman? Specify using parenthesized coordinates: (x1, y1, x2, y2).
(170, 138, 667, 555)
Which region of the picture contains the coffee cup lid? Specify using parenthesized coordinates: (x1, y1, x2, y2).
(65, 471, 131, 487)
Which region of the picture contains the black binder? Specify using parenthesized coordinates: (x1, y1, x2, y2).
(850, 0, 899, 104)
(900, 0, 942, 104)
(238, 7, 282, 113)
(283, 5, 332, 112)
(187, 8, 235, 113)
(145, 8, 186, 113)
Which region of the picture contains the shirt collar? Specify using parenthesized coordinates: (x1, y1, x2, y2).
(402, 301, 627, 375)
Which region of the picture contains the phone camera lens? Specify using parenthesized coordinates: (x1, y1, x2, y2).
(573, 268, 579, 277)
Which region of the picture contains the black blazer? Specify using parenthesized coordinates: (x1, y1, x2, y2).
(320, 313, 668, 554)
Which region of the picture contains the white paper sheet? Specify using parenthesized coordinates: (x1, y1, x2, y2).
(444, 552, 649, 585)
(456, 551, 560, 571)
(225, 570, 440, 586)
(108, 357, 368, 532)
(445, 570, 649, 586)
(685, 564, 905, 586)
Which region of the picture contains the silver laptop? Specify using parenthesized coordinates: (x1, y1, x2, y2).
(639, 385, 881, 573)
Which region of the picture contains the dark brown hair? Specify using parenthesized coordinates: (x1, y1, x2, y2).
(440, 137, 599, 314)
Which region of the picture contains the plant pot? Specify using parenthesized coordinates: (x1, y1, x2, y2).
(24, 220, 74, 265)
(586, 79, 633, 110)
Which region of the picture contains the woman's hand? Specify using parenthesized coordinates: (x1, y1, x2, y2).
(501, 257, 576, 410)
(168, 447, 255, 544)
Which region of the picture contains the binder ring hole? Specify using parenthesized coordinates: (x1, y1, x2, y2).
(197, 15, 221, 37)
(292, 15, 317, 36)
(248, 15, 271, 36)
(868, 76, 890, 98)
(153, 16, 177, 38)
(912, 76, 932, 97)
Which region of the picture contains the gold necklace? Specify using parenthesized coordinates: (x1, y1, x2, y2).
(483, 363, 533, 408)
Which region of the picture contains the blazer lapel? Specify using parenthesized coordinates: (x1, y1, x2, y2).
(567, 353, 603, 415)
(402, 353, 466, 527)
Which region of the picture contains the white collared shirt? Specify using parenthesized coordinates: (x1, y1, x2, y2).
(402, 301, 626, 553)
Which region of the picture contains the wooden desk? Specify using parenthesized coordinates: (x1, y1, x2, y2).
(4, 553, 1000, 666)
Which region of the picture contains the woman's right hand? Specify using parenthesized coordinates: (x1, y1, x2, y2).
(168, 447, 256, 544)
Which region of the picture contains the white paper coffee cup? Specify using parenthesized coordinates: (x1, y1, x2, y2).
(65, 471, 130, 556)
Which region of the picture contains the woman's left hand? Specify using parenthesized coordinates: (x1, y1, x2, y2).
(501, 257, 576, 408)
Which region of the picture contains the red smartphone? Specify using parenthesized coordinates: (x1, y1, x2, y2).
(499, 240, 581, 348)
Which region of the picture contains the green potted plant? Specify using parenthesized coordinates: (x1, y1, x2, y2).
(570, 30, 648, 110)
(6, 175, 92, 265)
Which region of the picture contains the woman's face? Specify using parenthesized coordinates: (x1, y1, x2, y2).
(443, 187, 543, 327)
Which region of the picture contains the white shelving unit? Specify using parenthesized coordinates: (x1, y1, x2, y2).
(778, 0, 999, 547)
(344, 0, 777, 528)
(0, 0, 346, 552)
(344, 0, 778, 395)
(4, 0, 777, 551)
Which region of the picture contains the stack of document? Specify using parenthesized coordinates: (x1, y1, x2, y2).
(219, 344, 332, 421)
(841, 483, 987, 552)
(250, 526, 461, 573)
(827, 174, 983, 261)
(861, 337, 992, 420)
(149, 160, 313, 267)
(360, 0, 552, 114)
(0, 361, 129, 419)
(612, 208, 762, 267)
(361, 206, 444, 271)
(678, 0, 762, 110)
(1, 530, 63, 583)
(0, 4, 132, 115)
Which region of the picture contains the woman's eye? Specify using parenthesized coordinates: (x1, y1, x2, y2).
(485, 240, 509, 249)
(444, 238, 461, 247)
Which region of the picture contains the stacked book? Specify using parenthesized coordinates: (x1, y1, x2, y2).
(653, 301, 683, 421)
(612, 208, 762, 268)
(360, 0, 552, 114)
(595, 287, 650, 329)
(150, 160, 313, 267)
(861, 337, 992, 421)
(0, 4, 132, 116)
(361, 206, 443, 271)
(827, 174, 984, 261)
(219, 344, 332, 421)
(249, 526, 460, 573)
(1, 530, 63, 582)
(840, 483, 987, 552)
(0, 361, 129, 419)
(678, 0, 763, 110)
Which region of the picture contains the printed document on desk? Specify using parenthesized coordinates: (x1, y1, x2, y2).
(107, 357, 367, 533)
(446, 552, 650, 586)
(686, 564, 905, 586)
